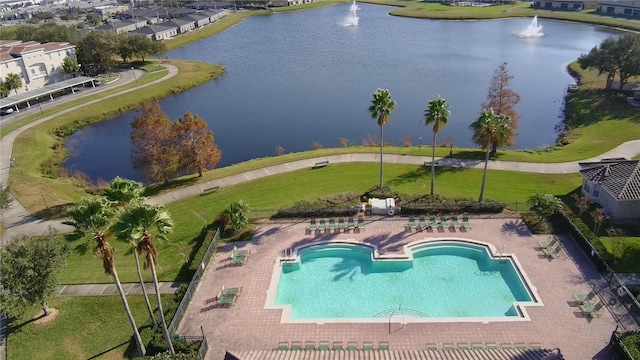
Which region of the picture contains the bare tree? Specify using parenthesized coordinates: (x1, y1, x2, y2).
(572, 193, 592, 216)
(481, 62, 520, 154)
(590, 207, 609, 236)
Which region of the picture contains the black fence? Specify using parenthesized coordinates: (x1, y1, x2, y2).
(555, 208, 640, 356)
(167, 227, 220, 359)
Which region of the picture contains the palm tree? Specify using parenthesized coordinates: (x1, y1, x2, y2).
(221, 200, 250, 230)
(115, 203, 175, 354)
(104, 177, 157, 326)
(424, 96, 450, 195)
(103, 176, 145, 207)
(469, 108, 509, 202)
(368, 88, 396, 189)
(66, 198, 146, 357)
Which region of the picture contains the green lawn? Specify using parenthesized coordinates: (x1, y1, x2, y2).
(5, 60, 224, 218)
(364, 0, 640, 31)
(58, 163, 581, 283)
(6, 295, 170, 360)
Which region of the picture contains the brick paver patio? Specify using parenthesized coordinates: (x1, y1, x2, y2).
(177, 217, 621, 360)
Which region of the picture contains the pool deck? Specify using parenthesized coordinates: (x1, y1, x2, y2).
(177, 217, 632, 360)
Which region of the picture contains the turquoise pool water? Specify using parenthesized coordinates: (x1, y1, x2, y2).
(273, 242, 535, 320)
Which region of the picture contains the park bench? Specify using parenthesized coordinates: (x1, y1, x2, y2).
(202, 185, 220, 194)
(312, 160, 329, 169)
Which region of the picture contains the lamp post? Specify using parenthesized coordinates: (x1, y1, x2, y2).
(418, 136, 422, 150)
(450, 143, 453, 156)
(131, 67, 137, 82)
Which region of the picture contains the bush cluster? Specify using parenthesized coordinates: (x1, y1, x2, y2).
(137, 283, 200, 358)
(275, 192, 361, 218)
(275, 187, 505, 218)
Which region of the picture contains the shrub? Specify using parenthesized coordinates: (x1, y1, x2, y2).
(275, 187, 505, 218)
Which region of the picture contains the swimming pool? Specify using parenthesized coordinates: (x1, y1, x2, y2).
(266, 240, 541, 323)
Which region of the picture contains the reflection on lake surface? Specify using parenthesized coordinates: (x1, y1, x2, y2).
(65, 4, 620, 182)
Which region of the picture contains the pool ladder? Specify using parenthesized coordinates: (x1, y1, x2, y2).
(281, 248, 296, 263)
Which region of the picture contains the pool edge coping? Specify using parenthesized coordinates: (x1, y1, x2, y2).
(264, 238, 544, 324)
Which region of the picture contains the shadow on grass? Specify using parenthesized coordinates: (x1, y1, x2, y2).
(568, 90, 639, 126)
(88, 340, 130, 360)
(6, 313, 43, 334)
(386, 163, 467, 187)
(143, 176, 200, 197)
(62, 231, 91, 256)
(31, 203, 72, 221)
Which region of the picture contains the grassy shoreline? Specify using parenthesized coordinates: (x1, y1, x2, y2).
(3, 2, 639, 217)
(6, 60, 224, 217)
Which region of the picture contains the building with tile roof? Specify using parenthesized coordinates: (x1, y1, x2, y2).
(0, 40, 75, 96)
(579, 158, 640, 220)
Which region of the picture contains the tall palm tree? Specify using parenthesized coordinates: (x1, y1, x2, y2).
(424, 96, 450, 195)
(469, 108, 509, 202)
(115, 203, 175, 354)
(368, 88, 396, 189)
(104, 177, 157, 326)
(66, 198, 146, 357)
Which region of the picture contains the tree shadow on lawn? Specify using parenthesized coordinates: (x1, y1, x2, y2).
(31, 203, 72, 221)
(569, 90, 639, 125)
(386, 164, 466, 187)
(88, 340, 130, 360)
(63, 231, 91, 255)
(143, 176, 200, 197)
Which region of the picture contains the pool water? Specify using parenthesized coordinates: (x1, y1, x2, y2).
(272, 242, 536, 321)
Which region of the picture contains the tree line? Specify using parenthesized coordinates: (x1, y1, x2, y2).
(578, 33, 640, 91)
(369, 61, 520, 203)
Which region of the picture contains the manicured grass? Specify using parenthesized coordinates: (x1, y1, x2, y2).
(58, 162, 581, 283)
(7, 295, 170, 360)
(361, 0, 640, 31)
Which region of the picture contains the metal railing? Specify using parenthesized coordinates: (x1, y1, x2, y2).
(168, 226, 221, 336)
(556, 208, 640, 330)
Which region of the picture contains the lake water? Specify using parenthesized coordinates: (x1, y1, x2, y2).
(65, 4, 620, 182)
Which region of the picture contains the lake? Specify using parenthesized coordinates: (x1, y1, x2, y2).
(65, 4, 620, 182)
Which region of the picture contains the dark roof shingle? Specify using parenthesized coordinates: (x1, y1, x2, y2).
(579, 159, 640, 200)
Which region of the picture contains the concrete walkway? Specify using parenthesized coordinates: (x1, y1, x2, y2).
(0, 65, 178, 244)
(146, 140, 640, 205)
(56, 281, 187, 296)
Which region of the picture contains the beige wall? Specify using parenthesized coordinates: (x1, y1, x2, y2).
(2, 45, 74, 96)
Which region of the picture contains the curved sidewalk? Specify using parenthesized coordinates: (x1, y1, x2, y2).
(0, 65, 178, 244)
(147, 140, 640, 205)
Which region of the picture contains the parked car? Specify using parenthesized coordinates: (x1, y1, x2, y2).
(0, 107, 15, 116)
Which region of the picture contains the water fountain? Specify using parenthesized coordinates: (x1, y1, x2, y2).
(518, 16, 543, 38)
(342, 0, 359, 27)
